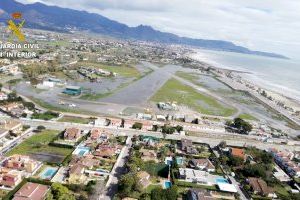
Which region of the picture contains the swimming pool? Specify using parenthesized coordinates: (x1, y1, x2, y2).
(39, 167, 58, 180)
(176, 157, 184, 165)
(216, 178, 229, 184)
(164, 181, 172, 189)
(73, 146, 90, 156)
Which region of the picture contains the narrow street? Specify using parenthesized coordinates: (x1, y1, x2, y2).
(99, 136, 132, 200)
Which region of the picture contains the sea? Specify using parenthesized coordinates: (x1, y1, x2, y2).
(191, 49, 300, 102)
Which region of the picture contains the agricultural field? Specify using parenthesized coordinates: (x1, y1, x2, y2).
(6, 130, 73, 164)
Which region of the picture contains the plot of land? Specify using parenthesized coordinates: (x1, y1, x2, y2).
(58, 115, 93, 124)
(151, 78, 236, 116)
(6, 130, 73, 163)
(76, 61, 141, 78)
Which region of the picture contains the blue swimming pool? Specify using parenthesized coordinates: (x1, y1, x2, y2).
(176, 157, 184, 165)
(73, 146, 90, 156)
(216, 178, 229, 184)
(39, 167, 58, 180)
(164, 181, 172, 189)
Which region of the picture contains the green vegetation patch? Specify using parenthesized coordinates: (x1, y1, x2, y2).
(238, 113, 258, 121)
(77, 61, 141, 78)
(58, 115, 93, 124)
(31, 111, 60, 120)
(6, 130, 73, 159)
(151, 78, 236, 117)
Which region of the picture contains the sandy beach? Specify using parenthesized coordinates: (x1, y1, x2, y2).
(188, 51, 300, 126)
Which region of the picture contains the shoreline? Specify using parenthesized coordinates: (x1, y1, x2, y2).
(188, 52, 300, 129)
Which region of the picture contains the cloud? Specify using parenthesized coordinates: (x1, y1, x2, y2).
(16, 0, 300, 58)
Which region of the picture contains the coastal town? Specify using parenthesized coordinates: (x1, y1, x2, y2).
(0, 19, 300, 200)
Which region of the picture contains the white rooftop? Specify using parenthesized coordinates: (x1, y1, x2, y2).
(217, 183, 238, 193)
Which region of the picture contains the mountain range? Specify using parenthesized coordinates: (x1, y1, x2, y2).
(0, 0, 287, 59)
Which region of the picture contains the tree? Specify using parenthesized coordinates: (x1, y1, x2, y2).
(118, 173, 141, 197)
(150, 186, 178, 200)
(175, 125, 183, 133)
(152, 125, 159, 132)
(132, 122, 143, 130)
(228, 156, 244, 167)
(162, 125, 176, 135)
(51, 183, 75, 200)
(218, 141, 227, 149)
(8, 91, 18, 101)
(23, 101, 35, 110)
(0, 83, 2, 91)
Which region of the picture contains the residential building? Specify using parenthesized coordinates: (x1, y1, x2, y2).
(137, 171, 151, 189)
(0, 92, 8, 101)
(0, 171, 22, 188)
(248, 177, 277, 198)
(230, 148, 246, 160)
(71, 156, 100, 170)
(269, 148, 300, 177)
(189, 159, 215, 172)
(3, 155, 41, 173)
(68, 164, 86, 184)
(13, 182, 49, 200)
(94, 145, 117, 158)
(187, 188, 216, 200)
(180, 139, 198, 154)
(64, 128, 81, 142)
(0, 120, 23, 134)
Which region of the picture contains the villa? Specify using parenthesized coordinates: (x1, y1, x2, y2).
(64, 128, 82, 142)
(269, 148, 300, 177)
(0, 103, 23, 113)
(107, 118, 122, 127)
(3, 155, 41, 174)
(90, 128, 112, 142)
(71, 156, 100, 170)
(178, 167, 237, 194)
(68, 164, 87, 184)
(13, 182, 49, 200)
(137, 171, 151, 189)
(189, 159, 215, 172)
(248, 177, 277, 198)
(0, 120, 23, 135)
(187, 188, 235, 200)
(180, 139, 198, 154)
(0, 170, 22, 188)
(230, 148, 246, 160)
(140, 149, 158, 162)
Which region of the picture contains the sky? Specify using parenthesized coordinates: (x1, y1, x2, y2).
(16, 0, 300, 59)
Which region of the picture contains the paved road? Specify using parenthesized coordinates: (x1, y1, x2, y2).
(101, 64, 181, 106)
(2, 116, 299, 151)
(99, 136, 132, 200)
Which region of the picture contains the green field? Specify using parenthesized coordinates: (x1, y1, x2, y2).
(77, 61, 141, 78)
(58, 115, 93, 124)
(6, 130, 73, 157)
(238, 113, 258, 121)
(151, 78, 236, 117)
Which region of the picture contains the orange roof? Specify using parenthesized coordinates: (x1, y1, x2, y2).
(231, 148, 245, 159)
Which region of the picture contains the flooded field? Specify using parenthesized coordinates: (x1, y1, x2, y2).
(177, 71, 299, 132)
